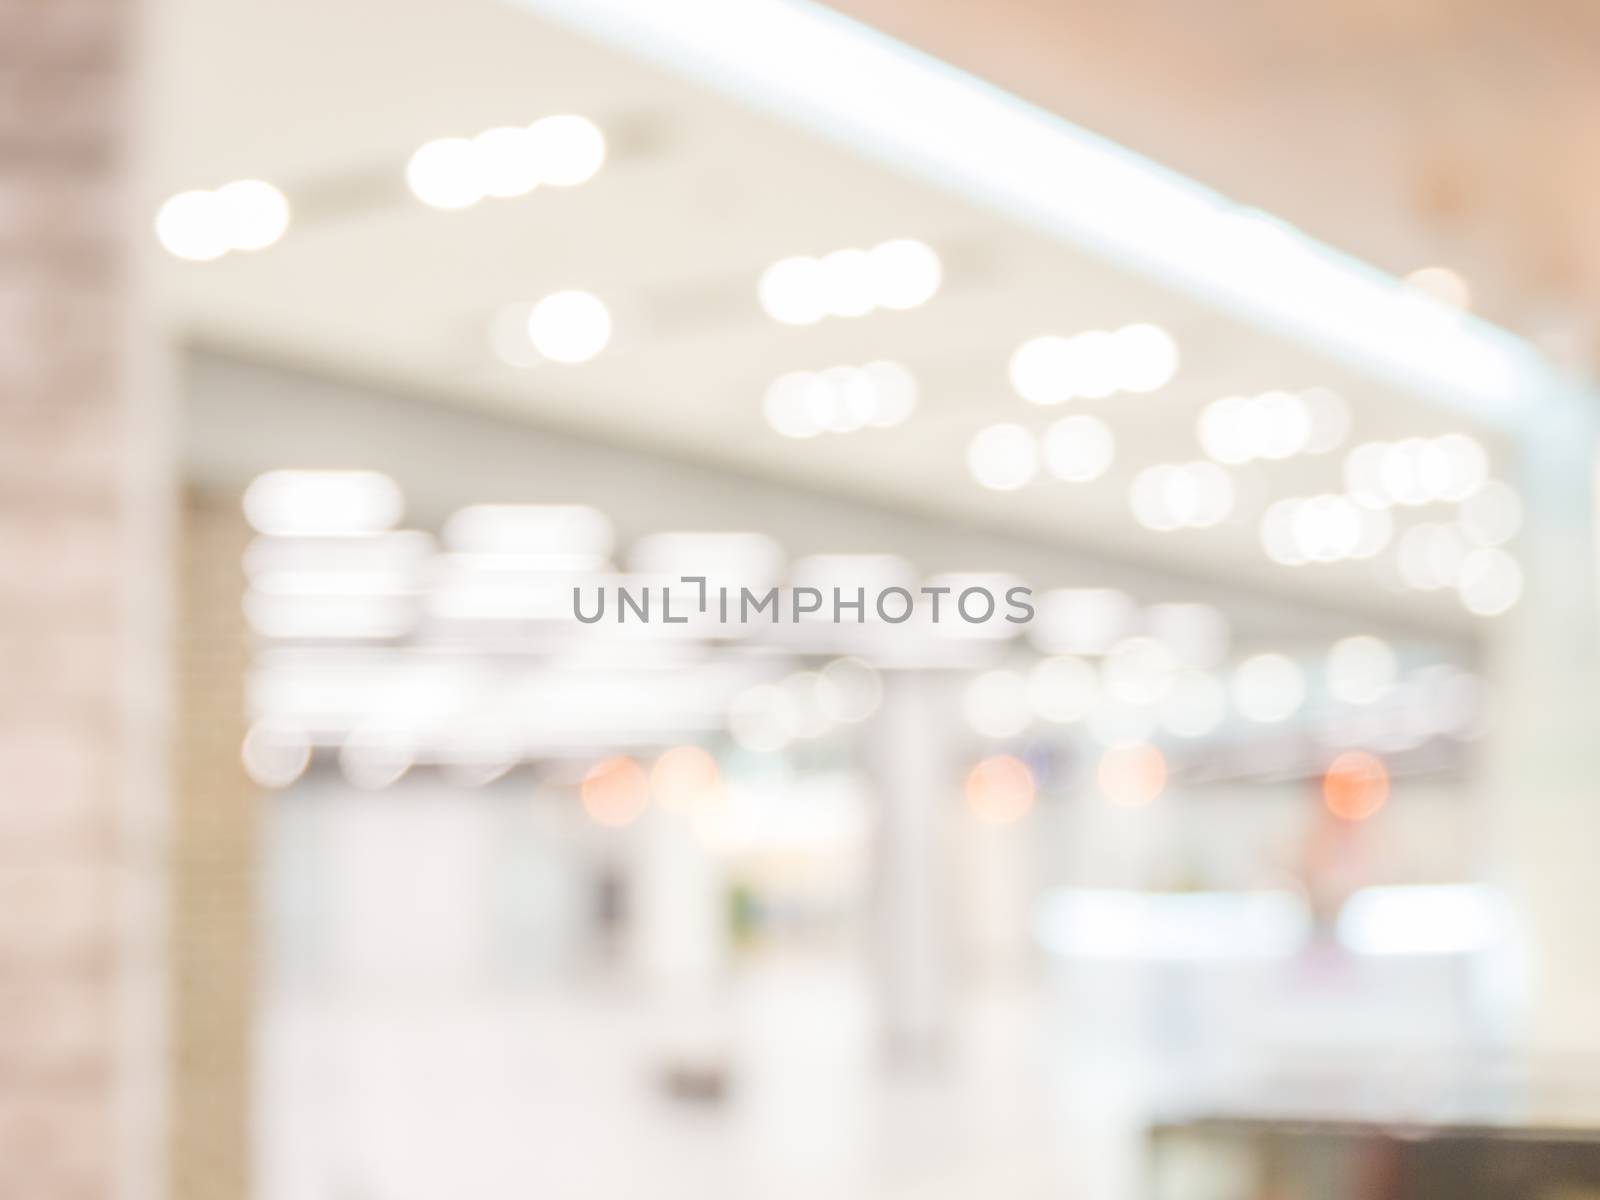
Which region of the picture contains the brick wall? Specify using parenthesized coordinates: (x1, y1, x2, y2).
(0, 1, 167, 1197)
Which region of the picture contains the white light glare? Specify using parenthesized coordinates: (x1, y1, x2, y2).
(1457, 546, 1523, 616)
(1042, 414, 1114, 482)
(1459, 480, 1522, 546)
(1160, 669, 1227, 738)
(1231, 653, 1305, 723)
(1343, 434, 1489, 508)
(443, 504, 613, 566)
(1396, 521, 1470, 591)
(1130, 461, 1234, 531)
(1326, 635, 1397, 705)
(1198, 388, 1347, 464)
(1337, 884, 1507, 956)
(1260, 495, 1391, 566)
(963, 669, 1031, 738)
(758, 238, 940, 324)
(968, 423, 1039, 491)
(1029, 588, 1134, 656)
(816, 657, 882, 723)
(407, 115, 605, 209)
(526, 290, 611, 363)
(764, 361, 916, 437)
(1035, 888, 1309, 961)
(1009, 323, 1177, 405)
(1102, 636, 1178, 706)
(156, 180, 290, 260)
(511, 0, 1550, 420)
(243, 470, 404, 537)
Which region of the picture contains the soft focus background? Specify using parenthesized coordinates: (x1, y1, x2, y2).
(8, 0, 1600, 1197)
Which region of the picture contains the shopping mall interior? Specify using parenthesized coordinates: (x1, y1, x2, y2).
(9, 0, 1600, 1196)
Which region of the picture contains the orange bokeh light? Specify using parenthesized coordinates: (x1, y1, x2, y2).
(1323, 750, 1389, 821)
(965, 754, 1036, 824)
(1097, 742, 1167, 807)
(581, 756, 649, 827)
(650, 744, 721, 813)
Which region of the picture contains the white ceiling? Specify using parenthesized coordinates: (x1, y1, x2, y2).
(144, 0, 1506, 636)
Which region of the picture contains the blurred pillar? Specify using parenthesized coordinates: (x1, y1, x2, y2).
(632, 808, 729, 1075)
(1485, 384, 1600, 1055)
(0, 0, 168, 1196)
(171, 490, 255, 1200)
(866, 670, 955, 1066)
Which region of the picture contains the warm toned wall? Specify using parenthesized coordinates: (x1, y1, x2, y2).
(824, 0, 1600, 356)
(0, 0, 168, 1195)
(170, 489, 254, 1200)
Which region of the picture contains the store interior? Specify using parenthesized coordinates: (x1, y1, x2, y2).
(11, 0, 1600, 1197)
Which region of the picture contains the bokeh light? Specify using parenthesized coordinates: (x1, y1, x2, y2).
(968, 424, 1040, 491)
(1232, 653, 1306, 723)
(1323, 750, 1390, 821)
(582, 756, 650, 826)
(650, 745, 721, 814)
(526, 290, 612, 363)
(1097, 742, 1167, 806)
(965, 754, 1036, 824)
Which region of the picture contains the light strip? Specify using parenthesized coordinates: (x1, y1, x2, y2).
(507, 0, 1559, 426)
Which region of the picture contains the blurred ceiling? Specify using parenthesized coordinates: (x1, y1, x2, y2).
(825, 0, 1600, 365)
(146, 0, 1509, 636)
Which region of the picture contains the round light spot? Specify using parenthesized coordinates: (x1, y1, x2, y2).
(1301, 387, 1349, 454)
(1097, 742, 1167, 807)
(1198, 395, 1254, 465)
(473, 125, 542, 198)
(241, 720, 311, 789)
(963, 669, 1032, 739)
(1110, 323, 1179, 393)
(650, 746, 720, 814)
(1458, 546, 1522, 616)
(528, 114, 606, 186)
(1062, 330, 1120, 399)
(758, 256, 827, 325)
(1232, 653, 1305, 723)
(406, 137, 484, 209)
(968, 424, 1039, 491)
(1433, 433, 1488, 501)
(816, 657, 883, 723)
(763, 372, 823, 439)
(867, 238, 941, 310)
(862, 361, 918, 427)
(1323, 750, 1389, 821)
(1009, 335, 1075, 406)
(1255, 391, 1312, 460)
(215, 179, 290, 251)
(1459, 480, 1522, 546)
(965, 754, 1036, 824)
(1102, 636, 1178, 706)
(819, 247, 876, 318)
(1326, 635, 1397, 705)
(155, 190, 229, 261)
(526, 290, 611, 363)
(1159, 669, 1226, 738)
(1260, 498, 1308, 566)
(1043, 414, 1115, 482)
(582, 756, 649, 826)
